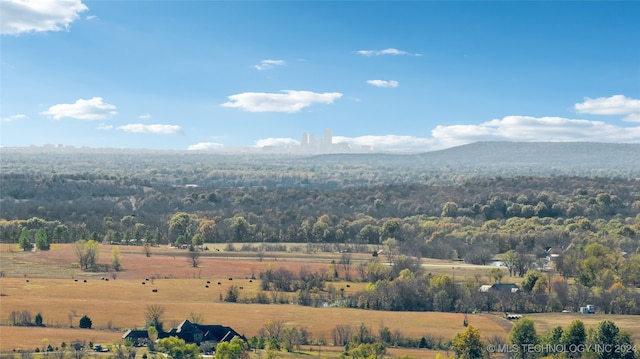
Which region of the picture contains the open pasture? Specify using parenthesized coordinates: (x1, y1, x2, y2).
(0, 243, 503, 283)
(0, 274, 507, 352)
(1, 244, 637, 355)
(0, 242, 507, 353)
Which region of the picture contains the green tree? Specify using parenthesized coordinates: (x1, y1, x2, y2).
(169, 212, 199, 244)
(231, 216, 251, 242)
(509, 318, 538, 359)
(52, 224, 69, 243)
(148, 325, 159, 351)
(346, 342, 386, 359)
(541, 326, 563, 347)
(590, 320, 635, 359)
(157, 336, 200, 359)
(214, 337, 248, 359)
(380, 219, 401, 242)
(561, 320, 586, 358)
(35, 228, 50, 250)
(78, 315, 92, 329)
(451, 325, 484, 359)
(488, 268, 505, 283)
(225, 285, 240, 302)
(192, 233, 204, 248)
(19, 228, 32, 251)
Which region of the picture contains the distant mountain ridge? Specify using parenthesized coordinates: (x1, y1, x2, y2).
(304, 141, 640, 180)
(418, 141, 640, 167)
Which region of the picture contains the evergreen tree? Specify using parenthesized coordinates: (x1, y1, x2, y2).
(35, 228, 50, 250)
(19, 228, 32, 251)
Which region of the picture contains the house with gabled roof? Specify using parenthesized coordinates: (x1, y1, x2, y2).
(123, 319, 246, 346)
(478, 283, 519, 293)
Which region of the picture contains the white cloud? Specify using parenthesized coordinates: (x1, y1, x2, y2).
(2, 114, 28, 122)
(188, 142, 224, 151)
(623, 113, 640, 123)
(255, 138, 300, 148)
(41, 97, 117, 120)
(356, 48, 420, 56)
(139, 113, 151, 120)
(97, 123, 113, 130)
(221, 90, 342, 113)
(116, 124, 182, 134)
(431, 116, 640, 148)
(574, 95, 640, 122)
(325, 116, 640, 153)
(366, 80, 399, 88)
(1, 0, 88, 35)
(254, 59, 286, 70)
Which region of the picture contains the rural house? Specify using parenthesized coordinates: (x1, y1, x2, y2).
(478, 283, 519, 293)
(123, 319, 246, 346)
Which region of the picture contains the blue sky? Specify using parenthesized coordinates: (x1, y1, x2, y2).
(1, 0, 639, 152)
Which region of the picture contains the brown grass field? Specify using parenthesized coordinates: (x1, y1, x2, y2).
(0, 243, 638, 356)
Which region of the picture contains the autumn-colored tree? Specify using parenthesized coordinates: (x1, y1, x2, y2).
(451, 325, 485, 359)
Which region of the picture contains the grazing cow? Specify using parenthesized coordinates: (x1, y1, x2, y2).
(205, 285, 209, 288)
(152, 289, 158, 292)
(142, 282, 146, 285)
(217, 282, 222, 285)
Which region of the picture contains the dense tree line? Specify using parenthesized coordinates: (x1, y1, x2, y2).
(2, 174, 639, 245)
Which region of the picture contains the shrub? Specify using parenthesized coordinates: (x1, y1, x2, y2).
(34, 313, 43, 326)
(79, 315, 92, 329)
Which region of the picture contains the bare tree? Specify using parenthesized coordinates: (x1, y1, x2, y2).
(260, 320, 286, 341)
(331, 324, 353, 346)
(339, 253, 352, 281)
(189, 312, 205, 324)
(145, 305, 166, 331)
(187, 246, 200, 267)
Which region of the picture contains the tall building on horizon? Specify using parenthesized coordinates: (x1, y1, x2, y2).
(323, 128, 332, 146)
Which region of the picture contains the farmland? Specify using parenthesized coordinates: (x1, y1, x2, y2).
(1, 243, 639, 355)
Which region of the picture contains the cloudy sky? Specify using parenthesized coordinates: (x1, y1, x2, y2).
(1, 0, 639, 152)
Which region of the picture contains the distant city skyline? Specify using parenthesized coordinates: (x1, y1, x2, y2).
(1, 1, 639, 152)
